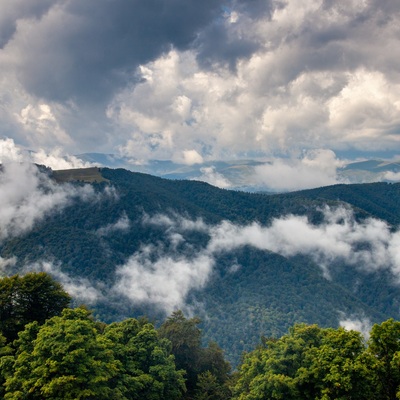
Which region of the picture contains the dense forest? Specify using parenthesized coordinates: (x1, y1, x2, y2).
(1, 166, 400, 367)
(1, 273, 400, 399)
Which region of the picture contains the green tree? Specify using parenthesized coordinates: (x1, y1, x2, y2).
(0, 272, 71, 342)
(159, 310, 203, 394)
(301, 327, 373, 400)
(4, 308, 119, 399)
(367, 319, 400, 400)
(194, 371, 232, 400)
(104, 318, 185, 399)
(159, 310, 231, 399)
(234, 323, 372, 400)
(0, 332, 14, 398)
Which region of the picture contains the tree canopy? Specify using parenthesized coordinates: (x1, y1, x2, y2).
(233, 321, 400, 400)
(0, 272, 71, 342)
(1, 272, 400, 400)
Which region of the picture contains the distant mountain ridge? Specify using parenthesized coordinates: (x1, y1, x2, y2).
(76, 153, 400, 191)
(2, 166, 400, 365)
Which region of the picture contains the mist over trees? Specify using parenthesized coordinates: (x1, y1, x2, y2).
(1, 167, 400, 367)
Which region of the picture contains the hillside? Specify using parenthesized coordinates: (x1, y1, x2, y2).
(76, 153, 400, 190)
(1, 166, 400, 366)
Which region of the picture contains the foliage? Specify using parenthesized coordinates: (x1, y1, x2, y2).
(233, 324, 375, 400)
(159, 310, 231, 399)
(367, 318, 400, 400)
(4, 308, 119, 399)
(0, 272, 71, 342)
(104, 318, 185, 399)
(2, 308, 187, 399)
(1, 168, 400, 366)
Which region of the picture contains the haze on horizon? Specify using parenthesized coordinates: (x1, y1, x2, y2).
(1, 0, 400, 190)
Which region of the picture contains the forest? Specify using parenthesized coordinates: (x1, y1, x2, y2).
(2, 166, 400, 367)
(1, 272, 400, 399)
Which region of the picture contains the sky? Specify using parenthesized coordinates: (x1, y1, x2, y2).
(1, 0, 400, 170)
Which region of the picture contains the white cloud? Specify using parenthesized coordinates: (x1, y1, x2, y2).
(0, 0, 400, 162)
(339, 315, 372, 340)
(114, 246, 214, 314)
(115, 207, 400, 312)
(253, 149, 345, 191)
(16, 103, 72, 146)
(384, 171, 400, 182)
(27, 261, 103, 305)
(31, 148, 96, 170)
(180, 149, 204, 165)
(0, 137, 96, 170)
(143, 212, 208, 232)
(0, 138, 25, 162)
(207, 207, 398, 279)
(193, 166, 232, 189)
(0, 256, 17, 276)
(0, 140, 100, 242)
(96, 213, 130, 236)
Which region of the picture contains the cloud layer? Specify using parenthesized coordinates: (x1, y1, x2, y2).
(114, 207, 400, 313)
(1, 0, 399, 161)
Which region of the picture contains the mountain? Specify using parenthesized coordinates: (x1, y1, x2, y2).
(339, 159, 400, 183)
(76, 153, 400, 190)
(1, 166, 400, 366)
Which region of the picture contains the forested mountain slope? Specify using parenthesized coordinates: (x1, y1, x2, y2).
(1, 166, 400, 365)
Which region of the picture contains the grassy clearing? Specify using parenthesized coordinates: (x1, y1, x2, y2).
(52, 167, 109, 183)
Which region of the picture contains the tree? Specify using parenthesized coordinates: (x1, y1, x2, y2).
(104, 318, 185, 399)
(301, 327, 373, 400)
(159, 310, 203, 394)
(233, 324, 372, 400)
(194, 371, 233, 400)
(4, 308, 119, 399)
(367, 319, 400, 400)
(0, 332, 14, 398)
(159, 310, 231, 399)
(0, 272, 71, 342)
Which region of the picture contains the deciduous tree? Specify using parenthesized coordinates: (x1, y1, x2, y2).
(0, 272, 71, 342)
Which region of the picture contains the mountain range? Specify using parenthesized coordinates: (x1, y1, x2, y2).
(76, 153, 400, 191)
(1, 165, 400, 366)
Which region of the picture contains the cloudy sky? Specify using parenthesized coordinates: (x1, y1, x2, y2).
(1, 0, 400, 167)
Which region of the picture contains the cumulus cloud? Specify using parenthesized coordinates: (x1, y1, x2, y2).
(253, 149, 345, 191)
(0, 138, 25, 162)
(193, 166, 232, 189)
(0, 137, 96, 169)
(180, 149, 204, 166)
(1, 0, 400, 161)
(108, 1, 400, 162)
(384, 171, 400, 182)
(30, 148, 96, 170)
(1, 0, 224, 104)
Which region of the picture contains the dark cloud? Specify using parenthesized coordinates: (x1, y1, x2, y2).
(234, 0, 280, 19)
(194, 0, 278, 70)
(195, 23, 260, 70)
(7, 0, 225, 104)
(0, 0, 53, 48)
